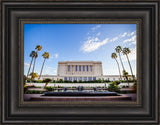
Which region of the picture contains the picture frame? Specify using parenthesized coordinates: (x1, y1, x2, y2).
(1, 0, 159, 124)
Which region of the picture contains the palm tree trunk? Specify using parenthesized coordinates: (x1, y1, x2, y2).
(38, 59, 46, 80)
(27, 57, 33, 78)
(115, 59, 122, 80)
(119, 53, 125, 70)
(30, 57, 36, 84)
(118, 53, 129, 85)
(126, 55, 135, 81)
(125, 74, 129, 86)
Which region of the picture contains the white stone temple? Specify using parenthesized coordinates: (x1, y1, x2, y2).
(35, 61, 132, 81)
(57, 61, 103, 81)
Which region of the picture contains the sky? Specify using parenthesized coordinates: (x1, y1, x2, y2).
(24, 24, 136, 76)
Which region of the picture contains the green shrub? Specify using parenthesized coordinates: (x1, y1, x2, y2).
(27, 85, 36, 88)
(24, 90, 44, 94)
(64, 80, 69, 83)
(59, 79, 63, 83)
(50, 80, 55, 83)
(119, 90, 136, 94)
(108, 82, 120, 92)
(122, 85, 126, 88)
(103, 80, 111, 83)
(57, 79, 64, 83)
(42, 78, 52, 83)
(98, 78, 102, 83)
(79, 80, 82, 83)
(120, 79, 135, 83)
(32, 80, 36, 83)
(45, 86, 55, 91)
(35, 86, 41, 88)
(27, 78, 31, 82)
(24, 85, 28, 93)
(24, 75, 27, 84)
(132, 81, 137, 91)
(113, 80, 120, 85)
(36, 80, 42, 83)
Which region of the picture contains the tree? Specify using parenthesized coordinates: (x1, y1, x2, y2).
(123, 47, 135, 81)
(24, 75, 27, 86)
(115, 46, 129, 83)
(111, 52, 122, 80)
(33, 45, 42, 72)
(35, 45, 42, 51)
(108, 82, 120, 92)
(43, 78, 52, 88)
(30, 52, 38, 83)
(30, 72, 38, 85)
(38, 52, 49, 79)
(30, 45, 42, 83)
(122, 70, 129, 86)
(27, 51, 36, 78)
(30, 72, 38, 79)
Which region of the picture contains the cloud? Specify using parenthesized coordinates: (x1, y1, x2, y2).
(47, 67, 56, 69)
(91, 25, 101, 31)
(121, 32, 127, 37)
(120, 31, 135, 37)
(80, 37, 109, 53)
(54, 54, 59, 58)
(127, 31, 135, 37)
(96, 32, 101, 36)
(110, 37, 118, 42)
(43, 69, 50, 75)
(53, 70, 57, 73)
(49, 54, 58, 60)
(109, 31, 135, 43)
(24, 62, 30, 68)
(48, 55, 54, 61)
(121, 47, 136, 62)
(131, 41, 136, 45)
(43, 67, 57, 75)
(123, 35, 136, 43)
(50, 55, 53, 59)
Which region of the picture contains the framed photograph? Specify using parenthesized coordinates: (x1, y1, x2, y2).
(1, 0, 159, 124)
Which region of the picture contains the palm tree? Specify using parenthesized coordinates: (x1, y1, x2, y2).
(30, 45, 42, 83)
(115, 46, 125, 70)
(27, 51, 36, 78)
(115, 46, 129, 83)
(123, 47, 135, 81)
(33, 45, 42, 72)
(30, 52, 38, 83)
(30, 72, 38, 79)
(123, 70, 129, 86)
(31, 52, 38, 74)
(30, 72, 38, 85)
(38, 52, 49, 80)
(35, 45, 42, 52)
(111, 52, 122, 80)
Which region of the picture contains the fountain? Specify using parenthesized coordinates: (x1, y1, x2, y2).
(42, 86, 118, 96)
(63, 87, 67, 92)
(42, 91, 118, 96)
(93, 87, 97, 92)
(78, 86, 82, 91)
(30, 86, 132, 101)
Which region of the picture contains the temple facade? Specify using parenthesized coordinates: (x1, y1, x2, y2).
(34, 61, 133, 81)
(57, 61, 103, 81)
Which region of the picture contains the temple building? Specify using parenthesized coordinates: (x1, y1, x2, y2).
(35, 61, 133, 81)
(57, 61, 103, 81)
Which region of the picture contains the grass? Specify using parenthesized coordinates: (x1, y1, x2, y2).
(24, 90, 44, 94)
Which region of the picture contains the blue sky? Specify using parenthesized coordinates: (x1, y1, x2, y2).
(24, 24, 136, 75)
